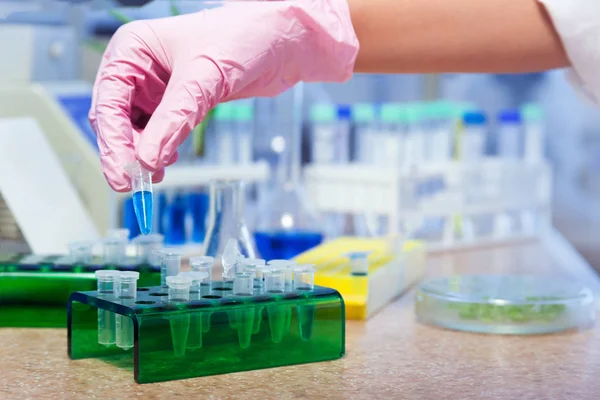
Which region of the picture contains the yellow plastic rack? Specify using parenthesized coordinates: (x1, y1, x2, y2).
(295, 237, 426, 320)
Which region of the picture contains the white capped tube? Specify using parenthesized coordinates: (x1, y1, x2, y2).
(294, 265, 316, 291)
(68, 240, 94, 264)
(233, 272, 254, 296)
(161, 248, 182, 289)
(167, 275, 193, 302)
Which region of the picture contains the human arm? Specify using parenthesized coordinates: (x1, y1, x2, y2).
(349, 0, 569, 74)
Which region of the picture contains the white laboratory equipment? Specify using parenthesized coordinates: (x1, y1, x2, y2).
(496, 109, 523, 159)
(304, 102, 553, 252)
(352, 103, 378, 164)
(309, 104, 337, 164)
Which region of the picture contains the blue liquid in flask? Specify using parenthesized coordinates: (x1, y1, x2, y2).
(133, 190, 153, 235)
(254, 230, 323, 260)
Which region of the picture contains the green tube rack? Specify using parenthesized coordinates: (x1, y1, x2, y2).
(68, 282, 345, 383)
(0, 253, 160, 328)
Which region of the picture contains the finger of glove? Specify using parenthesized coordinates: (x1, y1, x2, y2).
(90, 23, 152, 191)
(137, 62, 223, 171)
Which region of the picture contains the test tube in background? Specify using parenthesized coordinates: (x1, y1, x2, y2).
(460, 111, 489, 241)
(115, 271, 140, 350)
(190, 256, 214, 293)
(95, 270, 119, 346)
(68, 240, 94, 265)
(107, 228, 130, 241)
(346, 252, 371, 277)
(268, 259, 297, 291)
(125, 160, 153, 235)
(161, 248, 182, 290)
(213, 103, 236, 165)
(234, 101, 254, 165)
(240, 258, 266, 290)
(133, 233, 164, 265)
(294, 265, 316, 291)
(264, 266, 286, 294)
(102, 237, 127, 266)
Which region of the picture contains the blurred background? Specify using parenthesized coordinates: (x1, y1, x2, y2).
(1, 0, 599, 272)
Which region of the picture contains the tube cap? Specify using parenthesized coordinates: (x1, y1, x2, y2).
(380, 103, 404, 123)
(497, 109, 522, 124)
(337, 104, 352, 120)
(462, 111, 487, 126)
(213, 103, 235, 121)
(233, 102, 254, 122)
(352, 103, 376, 122)
(402, 104, 423, 124)
(310, 104, 336, 122)
(522, 104, 544, 122)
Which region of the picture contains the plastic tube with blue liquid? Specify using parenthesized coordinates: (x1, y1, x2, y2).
(125, 161, 153, 235)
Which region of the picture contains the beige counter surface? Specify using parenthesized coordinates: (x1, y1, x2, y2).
(2, 231, 600, 400)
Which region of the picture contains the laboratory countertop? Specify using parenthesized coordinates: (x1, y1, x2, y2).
(2, 231, 600, 400)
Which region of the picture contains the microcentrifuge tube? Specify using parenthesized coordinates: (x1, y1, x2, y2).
(294, 265, 316, 340)
(125, 160, 153, 235)
(268, 259, 297, 291)
(238, 259, 266, 334)
(264, 267, 287, 343)
(68, 240, 94, 265)
(294, 265, 316, 291)
(241, 258, 266, 285)
(160, 248, 182, 290)
(95, 270, 119, 346)
(166, 275, 192, 357)
(102, 237, 127, 266)
(190, 256, 214, 291)
(180, 271, 208, 350)
(116, 271, 140, 351)
(346, 251, 371, 276)
(132, 233, 164, 264)
(233, 272, 255, 348)
(107, 228, 130, 240)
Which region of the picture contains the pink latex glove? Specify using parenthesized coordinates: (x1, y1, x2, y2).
(89, 0, 359, 192)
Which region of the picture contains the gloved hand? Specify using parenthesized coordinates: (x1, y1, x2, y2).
(89, 0, 359, 192)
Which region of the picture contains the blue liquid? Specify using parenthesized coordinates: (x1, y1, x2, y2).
(133, 190, 153, 235)
(165, 194, 187, 245)
(122, 198, 141, 237)
(254, 230, 324, 260)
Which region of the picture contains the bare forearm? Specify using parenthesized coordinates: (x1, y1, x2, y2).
(349, 0, 569, 73)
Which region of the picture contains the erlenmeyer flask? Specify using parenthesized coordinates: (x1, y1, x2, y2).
(202, 180, 256, 278)
(254, 83, 324, 260)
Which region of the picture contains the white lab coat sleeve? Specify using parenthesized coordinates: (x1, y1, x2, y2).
(539, 0, 600, 103)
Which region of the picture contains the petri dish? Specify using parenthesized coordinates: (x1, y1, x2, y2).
(415, 275, 595, 335)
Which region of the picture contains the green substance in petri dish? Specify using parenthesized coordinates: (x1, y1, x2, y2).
(453, 297, 566, 324)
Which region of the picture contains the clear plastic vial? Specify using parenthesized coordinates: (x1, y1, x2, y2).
(68, 240, 94, 265)
(167, 275, 193, 302)
(264, 267, 286, 294)
(294, 265, 315, 291)
(233, 272, 254, 296)
(161, 248, 182, 290)
(133, 233, 164, 264)
(95, 270, 119, 346)
(116, 271, 140, 351)
(190, 255, 214, 287)
(103, 237, 127, 266)
(346, 251, 371, 276)
(268, 259, 297, 290)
